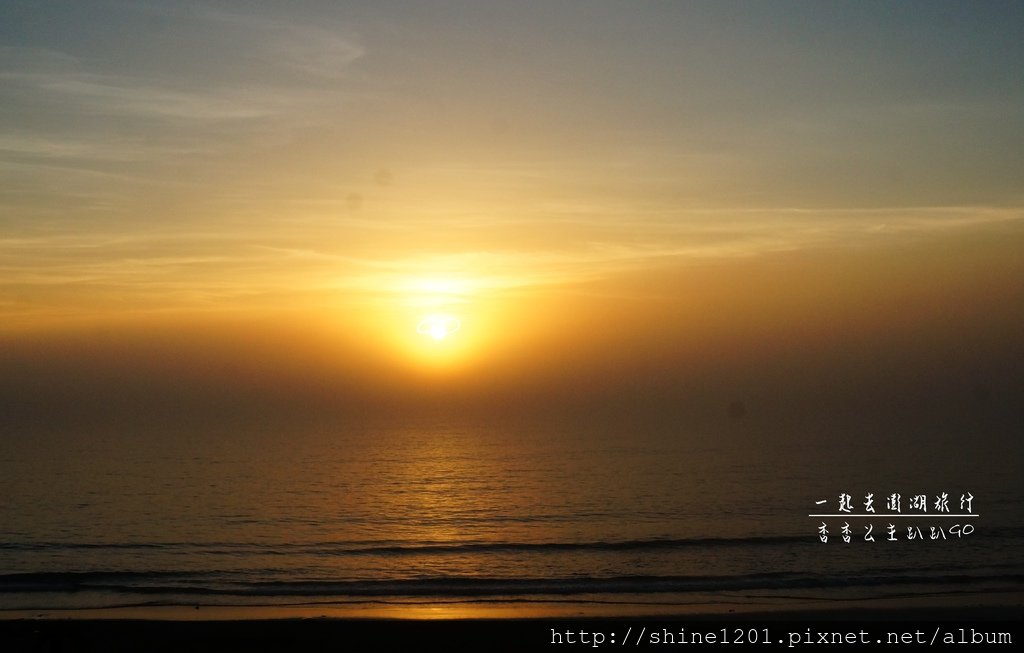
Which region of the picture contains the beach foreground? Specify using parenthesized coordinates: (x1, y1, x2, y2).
(2, 601, 1021, 652)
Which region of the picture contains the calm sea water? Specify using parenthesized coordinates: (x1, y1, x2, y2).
(1, 417, 1021, 613)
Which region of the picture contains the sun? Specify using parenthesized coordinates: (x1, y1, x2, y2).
(416, 313, 461, 341)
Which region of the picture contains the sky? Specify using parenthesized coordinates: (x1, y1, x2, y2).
(1, 1, 1023, 429)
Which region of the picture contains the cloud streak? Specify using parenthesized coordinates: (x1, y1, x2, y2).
(2, 204, 1021, 324)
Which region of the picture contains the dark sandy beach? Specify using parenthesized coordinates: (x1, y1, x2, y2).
(3, 602, 1021, 652)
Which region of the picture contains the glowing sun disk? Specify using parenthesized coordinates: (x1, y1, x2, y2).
(417, 313, 460, 341)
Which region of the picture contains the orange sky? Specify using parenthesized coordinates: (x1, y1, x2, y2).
(2, 2, 1023, 429)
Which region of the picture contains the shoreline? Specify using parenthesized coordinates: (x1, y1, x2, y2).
(3, 596, 1019, 652)
(1, 604, 1020, 653)
(2, 591, 1021, 621)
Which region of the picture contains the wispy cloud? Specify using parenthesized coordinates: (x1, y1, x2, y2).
(5, 72, 277, 120)
(3, 205, 1020, 322)
(0, 44, 361, 123)
(197, 7, 366, 79)
(0, 19, 368, 217)
(0, 133, 209, 161)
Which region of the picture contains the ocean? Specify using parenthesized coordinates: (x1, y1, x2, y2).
(1, 416, 1021, 616)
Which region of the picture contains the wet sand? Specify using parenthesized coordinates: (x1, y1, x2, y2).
(2, 597, 1020, 652)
